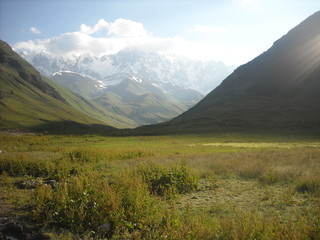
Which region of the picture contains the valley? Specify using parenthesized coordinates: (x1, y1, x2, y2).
(19, 49, 234, 127)
(0, 3, 319, 240)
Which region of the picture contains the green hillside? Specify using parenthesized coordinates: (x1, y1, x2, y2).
(93, 79, 187, 125)
(43, 77, 136, 128)
(0, 40, 134, 133)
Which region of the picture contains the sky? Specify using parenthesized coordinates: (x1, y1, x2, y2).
(0, 0, 319, 65)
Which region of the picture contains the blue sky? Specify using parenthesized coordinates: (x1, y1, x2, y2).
(1, 0, 319, 65)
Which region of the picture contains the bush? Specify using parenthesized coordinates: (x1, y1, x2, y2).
(138, 164, 198, 198)
(31, 172, 169, 237)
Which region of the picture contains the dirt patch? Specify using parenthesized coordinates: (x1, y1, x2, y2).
(0, 182, 49, 240)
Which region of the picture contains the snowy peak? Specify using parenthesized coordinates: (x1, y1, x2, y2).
(130, 75, 143, 83)
(51, 71, 105, 98)
(20, 48, 235, 94)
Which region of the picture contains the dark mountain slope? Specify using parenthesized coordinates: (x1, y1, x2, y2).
(138, 11, 320, 134)
(0, 40, 65, 103)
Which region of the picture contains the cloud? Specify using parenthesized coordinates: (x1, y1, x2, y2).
(108, 18, 150, 38)
(30, 27, 41, 34)
(16, 19, 163, 58)
(193, 25, 227, 34)
(14, 18, 256, 65)
(80, 18, 150, 38)
(80, 19, 109, 34)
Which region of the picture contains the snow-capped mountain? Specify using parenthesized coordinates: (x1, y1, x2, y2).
(51, 71, 105, 98)
(20, 48, 235, 94)
(19, 48, 235, 126)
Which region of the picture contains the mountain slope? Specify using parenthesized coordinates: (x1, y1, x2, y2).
(49, 71, 203, 126)
(93, 77, 188, 125)
(0, 40, 133, 132)
(139, 11, 320, 134)
(43, 77, 137, 128)
(51, 71, 104, 99)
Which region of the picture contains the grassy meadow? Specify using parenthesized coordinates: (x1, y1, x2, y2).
(0, 132, 319, 239)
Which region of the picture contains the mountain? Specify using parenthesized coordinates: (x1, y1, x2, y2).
(0, 40, 135, 133)
(20, 49, 235, 95)
(19, 48, 235, 127)
(49, 70, 202, 126)
(138, 11, 320, 134)
(92, 75, 188, 125)
(51, 71, 104, 99)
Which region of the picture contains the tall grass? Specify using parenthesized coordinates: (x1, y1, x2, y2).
(30, 170, 320, 239)
(1, 133, 319, 239)
(0, 151, 76, 179)
(31, 171, 174, 238)
(185, 148, 320, 187)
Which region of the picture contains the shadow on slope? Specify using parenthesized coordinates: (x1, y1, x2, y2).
(29, 121, 117, 136)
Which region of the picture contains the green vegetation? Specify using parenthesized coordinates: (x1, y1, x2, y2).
(42, 77, 136, 128)
(139, 164, 198, 197)
(93, 79, 187, 126)
(0, 133, 319, 239)
(0, 40, 135, 132)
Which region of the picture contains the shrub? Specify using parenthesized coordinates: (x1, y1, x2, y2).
(138, 164, 198, 198)
(31, 172, 169, 237)
(32, 174, 116, 232)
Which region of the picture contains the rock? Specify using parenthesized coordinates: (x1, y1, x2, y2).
(43, 179, 57, 188)
(97, 222, 112, 234)
(15, 179, 43, 189)
(3, 222, 24, 239)
(15, 179, 58, 189)
(0, 218, 50, 240)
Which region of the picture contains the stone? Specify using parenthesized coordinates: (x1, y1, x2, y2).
(97, 222, 112, 234)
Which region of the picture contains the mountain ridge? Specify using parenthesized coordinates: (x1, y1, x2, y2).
(19, 48, 235, 94)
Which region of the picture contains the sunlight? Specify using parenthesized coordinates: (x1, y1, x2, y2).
(288, 34, 320, 85)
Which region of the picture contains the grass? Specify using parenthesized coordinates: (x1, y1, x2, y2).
(0, 132, 319, 239)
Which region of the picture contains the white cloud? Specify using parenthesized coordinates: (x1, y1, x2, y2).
(108, 18, 150, 38)
(14, 18, 257, 65)
(30, 27, 41, 34)
(79, 18, 150, 38)
(80, 19, 109, 34)
(16, 19, 163, 58)
(193, 25, 227, 34)
(14, 39, 46, 52)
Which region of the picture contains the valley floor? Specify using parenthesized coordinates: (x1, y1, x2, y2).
(0, 133, 319, 239)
